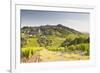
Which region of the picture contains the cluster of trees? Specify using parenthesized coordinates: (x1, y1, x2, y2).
(61, 35, 89, 47)
(36, 34, 90, 56)
(60, 35, 90, 55)
(37, 35, 52, 47)
(66, 44, 89, 55)
(21, 24, 81, 38)
(46, 43, 89, 56)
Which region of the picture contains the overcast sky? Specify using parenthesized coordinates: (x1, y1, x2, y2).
(21, 10, 90, 33)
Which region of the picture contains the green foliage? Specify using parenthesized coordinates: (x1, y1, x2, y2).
(66, 43, 89, 55)
(60, 34, 78, 47)
(58, 47, 65, 53)
(47, 46, 66, 53)
(47, 46, 57, 51)
(21, 25, 90, 59)
(21, 48, 30, 58)
(68, 45, 76, 51)
(23, 38, 39, 48)
(21, 24, 81, 38)
(79, 43, 89, 55)
(21, 47, 44, 58)
(47, 36, 66, 48)
(61, 34, 90, 47)
(37, 35, 52, 47)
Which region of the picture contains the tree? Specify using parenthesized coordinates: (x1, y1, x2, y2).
(37, 35, 52, 47)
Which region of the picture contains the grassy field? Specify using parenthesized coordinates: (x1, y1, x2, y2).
(21, 35, 89, 63)
(21, 25, 90, 63)
(21, 48, 89, 63)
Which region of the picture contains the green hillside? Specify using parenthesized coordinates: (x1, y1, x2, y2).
(21, 24, 90, 63)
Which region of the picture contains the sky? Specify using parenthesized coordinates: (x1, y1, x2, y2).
(21, 10, 90, 33)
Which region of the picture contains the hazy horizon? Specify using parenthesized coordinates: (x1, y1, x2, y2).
(21, 10, 90, 33)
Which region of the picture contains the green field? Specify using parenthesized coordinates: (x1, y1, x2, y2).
(21, 25, 90, 63)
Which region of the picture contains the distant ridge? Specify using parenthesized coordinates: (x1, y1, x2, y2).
(21, 24, 82, 37)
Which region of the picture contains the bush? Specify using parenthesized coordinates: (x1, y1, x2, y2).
(66, 43, 89, 55)
(47, 46, 65, 52)
(37, 35, 52, 47)
(60, 34, 90, 47)
(68, 45, 76, 51)
(47, 46, 57, 51)
(21, 47, 44, 58)
(21, 48, 30, 58)
(57, 47, 65, 52)
(76, 43, 89, 52)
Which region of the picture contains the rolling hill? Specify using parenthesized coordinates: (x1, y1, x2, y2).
(21, 24, 82, 37)
(21, 24, 90, 63)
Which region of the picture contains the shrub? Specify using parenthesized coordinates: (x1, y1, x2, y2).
(21, 47, 44, 58)
(68, 45, 76, 51)
(21, 48, 30, 58)
(61, 34, 90, 47)
(37, 35, 52, 47)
